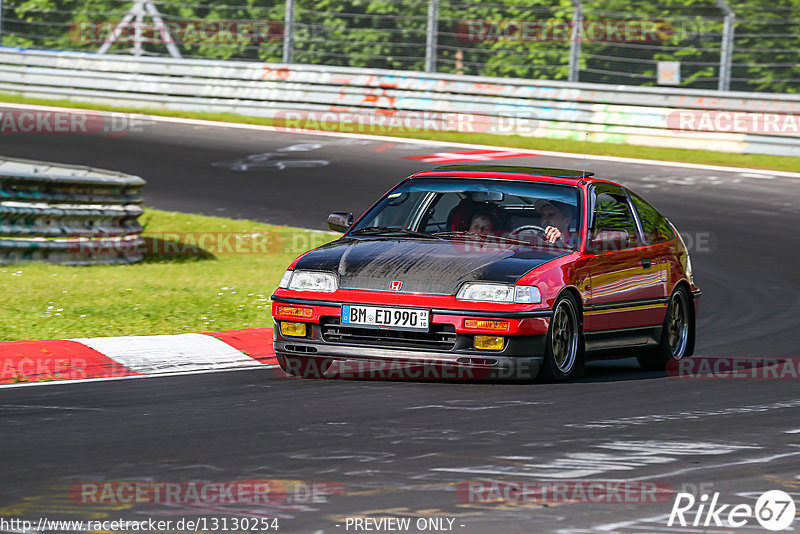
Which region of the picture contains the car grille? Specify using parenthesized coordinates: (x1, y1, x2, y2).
(321, 319, 457, 351)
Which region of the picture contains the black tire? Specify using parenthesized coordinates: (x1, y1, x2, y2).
(540, 293, 585, 382)
(637, 287, 692, 371)
(277, 355, 333, 379)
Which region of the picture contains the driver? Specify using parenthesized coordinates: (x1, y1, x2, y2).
(534, 199, 574, 246)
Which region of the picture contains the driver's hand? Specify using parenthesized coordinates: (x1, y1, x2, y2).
(544, 226, 562, 243)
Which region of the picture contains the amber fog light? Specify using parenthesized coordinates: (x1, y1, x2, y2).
(474, 335, 505, 351)
(277, 305, 313, 318)
(281, 322, 307, 337)
(464, 319, 508, 331)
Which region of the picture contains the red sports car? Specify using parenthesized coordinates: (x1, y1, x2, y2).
(271, 165, 700, 381)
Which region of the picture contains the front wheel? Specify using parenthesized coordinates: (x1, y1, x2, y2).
(637, 287, 691, 371)
(540, 293, 585, 381)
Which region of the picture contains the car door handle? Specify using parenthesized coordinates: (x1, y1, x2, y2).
(642, 257, 652, 269)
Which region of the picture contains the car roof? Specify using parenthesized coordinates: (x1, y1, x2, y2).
(411, 165, 617, 186)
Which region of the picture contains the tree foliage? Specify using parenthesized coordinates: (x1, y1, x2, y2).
(2, 0, 797, 92)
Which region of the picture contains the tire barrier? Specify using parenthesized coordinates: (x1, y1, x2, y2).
(0, 156, 146, 265)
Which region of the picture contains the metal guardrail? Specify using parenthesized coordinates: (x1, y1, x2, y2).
(0, 48, 798, 157)
(0, 156, 145, 265)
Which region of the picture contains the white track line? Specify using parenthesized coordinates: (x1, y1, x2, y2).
(0, 365, 278, 390)
(1, 101, 798, 179)
(626, 449, 800, 481)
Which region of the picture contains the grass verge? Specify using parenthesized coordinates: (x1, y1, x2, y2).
(1, 92, 797, 173)
(0, 208, 337, 341)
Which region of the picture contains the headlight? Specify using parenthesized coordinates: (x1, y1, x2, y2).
(456, 283, 541, 304)
(278, 270, 293, 289)
(287, 271, 338, 292)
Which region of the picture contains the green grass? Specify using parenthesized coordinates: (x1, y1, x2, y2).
(0, 209, 337, 341)
(2, 92, 798, 173)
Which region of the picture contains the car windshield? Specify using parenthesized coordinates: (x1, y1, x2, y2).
(349, 177, 581, 250)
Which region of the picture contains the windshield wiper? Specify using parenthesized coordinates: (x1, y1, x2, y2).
(433, 231, 577, 249)
(431, 231, 530, 246)
(349, 226, 445, 239)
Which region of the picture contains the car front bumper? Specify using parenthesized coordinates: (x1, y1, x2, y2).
(272, 296, 552, 380)
(274, 340, 544, 380)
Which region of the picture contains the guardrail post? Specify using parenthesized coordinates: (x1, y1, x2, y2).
(568, 0, 583, 82)
(714, 0, 735, 91)
(425, 0, 439, 73)
(283, 0, 295, 63)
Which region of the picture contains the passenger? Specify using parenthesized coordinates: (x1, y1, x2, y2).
(468, 210, 496, 235)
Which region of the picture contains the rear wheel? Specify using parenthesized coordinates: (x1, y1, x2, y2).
(637, 287, 691, 371)
(540, 293, 585, 381)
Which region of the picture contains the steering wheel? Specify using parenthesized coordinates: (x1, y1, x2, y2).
(508, 225, 548, 240)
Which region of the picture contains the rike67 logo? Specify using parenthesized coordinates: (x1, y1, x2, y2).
(668, 490, 796, 531)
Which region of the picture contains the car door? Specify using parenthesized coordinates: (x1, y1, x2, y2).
(584, 184, 666, 346)
(627, 188, 675, 300)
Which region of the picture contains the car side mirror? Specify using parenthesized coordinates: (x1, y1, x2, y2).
(587, 228, 629, 252)
(328, 212, 354, 233)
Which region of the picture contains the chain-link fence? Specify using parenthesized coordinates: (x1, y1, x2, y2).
(1, 0, 798, 93)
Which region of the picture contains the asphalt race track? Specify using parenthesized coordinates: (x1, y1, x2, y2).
(2, 115, 800, 533)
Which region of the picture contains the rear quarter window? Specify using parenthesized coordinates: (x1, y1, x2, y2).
(629, 191, 676, 245)
(593, 191, 641, 247)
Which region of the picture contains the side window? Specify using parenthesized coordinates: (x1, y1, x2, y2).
(628, 192, 676, 245)
(592, 190, 640, 248)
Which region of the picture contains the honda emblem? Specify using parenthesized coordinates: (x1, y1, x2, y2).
(389, 280, 403, 291)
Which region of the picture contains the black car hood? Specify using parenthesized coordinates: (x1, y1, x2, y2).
(293, 237, 570, 295)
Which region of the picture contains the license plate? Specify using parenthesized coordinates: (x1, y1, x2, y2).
(341, 304, 429, 331)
